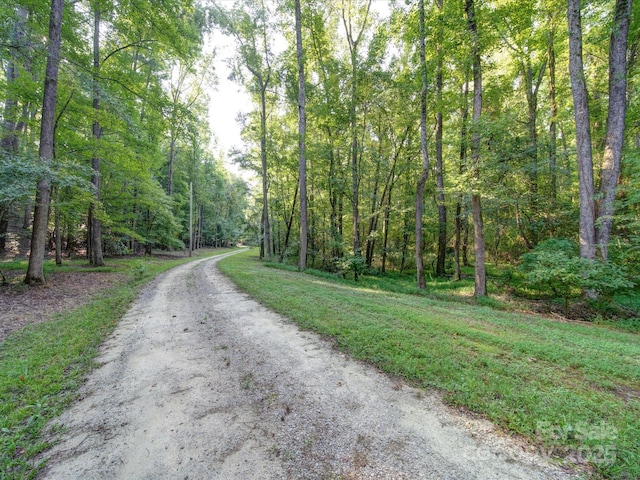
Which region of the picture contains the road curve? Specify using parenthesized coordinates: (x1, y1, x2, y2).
(38, 251, 575, 479)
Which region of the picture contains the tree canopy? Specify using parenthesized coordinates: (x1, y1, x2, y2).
(1, 0, 248, 282)
(2, 0, 638, 297)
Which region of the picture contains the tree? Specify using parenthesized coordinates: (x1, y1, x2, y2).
(415, 0, 430, 289)
(434, 0, 447, 277)
(0, 5, 29, 253)
(295, 0, 308, 271)
(213, 0, 274, 257)
(25, 0, 64, 284)
(88, 1, 104, 267)
(596, 0, 634, 260)
(568, 0, 633, 261)
(340, 0, 372, 279)
(465, 0, 486, 297)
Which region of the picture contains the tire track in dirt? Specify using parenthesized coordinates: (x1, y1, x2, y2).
(38, 251, 576, 479)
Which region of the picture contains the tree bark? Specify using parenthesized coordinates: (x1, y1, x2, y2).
(435, 0, 447, 277)
(596, 0, 633, 260)
(454, 69, 470, 282)
(1, 7, 29, 254)
(26, 0, 64, 284)
(548, 14, 558, 206)
(90, 3, 104, 266)
(567, 0, 596, 260)
(465, 0, 486, 297)
(168, 136, 176, 196)
(341, 0, 371, 281)
(295, 0, 308, 271)
(260, 79, 271, 258)
(415, 0, 429, 290)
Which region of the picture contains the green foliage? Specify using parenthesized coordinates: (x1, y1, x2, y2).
(519, 239, 635, 314)
(337, 253, 368, 280)
(220, 250, 640, 480)
(0, 250, 229, 479)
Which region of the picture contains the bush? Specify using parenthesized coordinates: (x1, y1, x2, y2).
(519, 239, 635, 315)
(338, 254, 368, 281)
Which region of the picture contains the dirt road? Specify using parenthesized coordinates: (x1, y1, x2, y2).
(38, 251, 574, 479)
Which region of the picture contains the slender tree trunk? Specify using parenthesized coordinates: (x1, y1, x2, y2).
(341, 0, 371, 281)
(454, 201, 462, 280)
(400, 211, 410, 274)
(327, 137, 342, 262)
(280, 179, 299, 263)
(260, 82, 271, 258)
(26, 0, 64, 284)
(435, 0, 447, 277)
(567, 0, 596, 260)
(381, 182, 393, 274)
(89, 4, 104, 266)
(465, 0, 486, 297)
(1, 7, 29, 254)
(54, 195, 62, 265)
(168, 136, 176, 196)
(522, 57, 546, 246)
(596, 0, 633, 260)
(415, 0, 429, 290)
(548, 16, 558, 205)
(0, 210, 8, 253)
(365, 141, 382, 267)
(295, 0, 308, 271)
(349, 47, 361, 270)
(454, 70, 470, 281)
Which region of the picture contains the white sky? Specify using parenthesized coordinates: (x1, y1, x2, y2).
(205, 1, 391, 178)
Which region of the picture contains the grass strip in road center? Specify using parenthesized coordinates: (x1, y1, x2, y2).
(217, 249, 640, 480)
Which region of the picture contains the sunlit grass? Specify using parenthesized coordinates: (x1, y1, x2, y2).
(0, 248, 232, 479)
(219, 249, 640, 480)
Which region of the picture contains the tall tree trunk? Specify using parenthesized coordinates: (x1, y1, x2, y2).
(365, 138, 382, 267)
(1, 7, 29, 254)
(168, 136, 176, 196)
(1, 7, 28, 154)
(25, 0, 64, 284)
(327, 134, 342, 262)
(567, 0, 596, 260)
(522, 57, 546, 246)
(280, 178, 299, 263)
(260, 81, 271, 258)
(381, 182, 393, 274)
(295, 0, 308, 271)
(596, 0, 633, 260)
(349, 48, 361, 271)
(465, 0, 486, 297)
(454, 69, 470, 281)
(89, 4, 104, 267)
(415, 0, 430, 290)
(435, 0, 447, 277)
(54, 193, 62, 265)
(341, 0, 371, 281)
(548, 15, 558, 206)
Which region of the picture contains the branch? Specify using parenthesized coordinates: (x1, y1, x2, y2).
(533, 58, 548, 97)
(102, 40, 156, 66)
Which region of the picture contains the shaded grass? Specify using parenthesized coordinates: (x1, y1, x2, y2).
(219, 250, 640, 479)
(0, 249, 232, 479)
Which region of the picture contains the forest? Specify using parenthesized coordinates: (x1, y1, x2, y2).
(215, 0, 639, 316)
(1, 0, 639, 316)
(0, 0, 248, 283)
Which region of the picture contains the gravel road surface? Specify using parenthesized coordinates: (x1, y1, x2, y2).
(38, 251, 575, 479)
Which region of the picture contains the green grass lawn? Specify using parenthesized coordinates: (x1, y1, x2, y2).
(218, 249, 640, 480)
(0, 249, 232, 479)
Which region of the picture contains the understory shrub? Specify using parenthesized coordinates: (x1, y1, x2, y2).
(519, 238, 635, 315)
